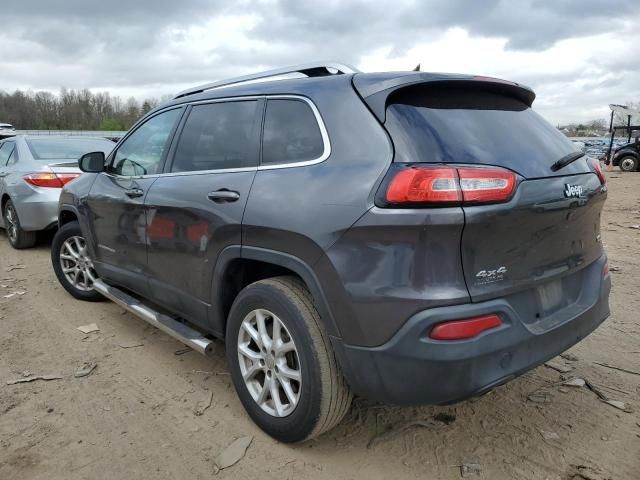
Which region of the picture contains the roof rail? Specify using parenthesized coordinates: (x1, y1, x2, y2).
(174, 62, 360, 99)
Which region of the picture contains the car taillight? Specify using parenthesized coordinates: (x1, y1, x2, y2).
(385, 167, 461, 203)
(24, 173, 80, 188)
(589, 157, 606, 185)
(457, 167, 516, 203)
(383, 165, 517, 206)
(429, 314, 502, 341)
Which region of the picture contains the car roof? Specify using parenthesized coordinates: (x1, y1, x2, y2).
(150, 69, 535, 120)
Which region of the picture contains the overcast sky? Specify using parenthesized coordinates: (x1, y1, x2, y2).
(1, 0, 638, 125)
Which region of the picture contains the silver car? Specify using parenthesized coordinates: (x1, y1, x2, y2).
(0, 135, 115, 248)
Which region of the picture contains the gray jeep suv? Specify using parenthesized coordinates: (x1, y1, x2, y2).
(51, 62, 611, 442)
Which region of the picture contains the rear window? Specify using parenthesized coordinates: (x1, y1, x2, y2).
(385, 84, 578, 176)
(26, 137, 115, 160)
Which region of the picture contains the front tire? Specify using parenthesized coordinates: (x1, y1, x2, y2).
(619, 156, 639, 172)
(51, 221, 103, 301)
(3, 200, 37, 249)
(226, 276, 352, 443)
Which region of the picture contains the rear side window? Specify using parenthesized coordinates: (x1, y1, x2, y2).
(171, 100, 259, 172)
(262, 99, 324, 165)
(385, 84, 577, 175)
(0, 142, 14, 166)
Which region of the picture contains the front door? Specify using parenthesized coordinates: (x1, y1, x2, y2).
(144, 99, 262, 331)
(86, 107, 183, 294)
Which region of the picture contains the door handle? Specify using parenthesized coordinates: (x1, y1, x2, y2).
(125, 188, 144, 198)
(207, 189, 240, 203)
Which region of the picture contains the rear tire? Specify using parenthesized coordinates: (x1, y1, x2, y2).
(619, 156, 639, 172)
(3, 199, 37, 249)
(51, 221, 103, 302)
(226, 276, 352, 443)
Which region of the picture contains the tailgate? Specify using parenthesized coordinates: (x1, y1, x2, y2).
(461, 172, 606, 301)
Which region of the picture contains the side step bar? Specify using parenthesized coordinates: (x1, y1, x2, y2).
(93, 279, 215, 356)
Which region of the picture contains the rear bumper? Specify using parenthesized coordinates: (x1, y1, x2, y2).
(10, 188, 60, 231)
(333, 256, 611, 405)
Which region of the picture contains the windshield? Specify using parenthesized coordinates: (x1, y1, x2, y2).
(385, 84, 580, 178)
(26, 137, 115, 160)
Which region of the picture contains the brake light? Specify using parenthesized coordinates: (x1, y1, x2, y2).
(24, 173, 80, 188)
(384, 165, 516, 206)
(589, 157, 606, 185)
(386, 167, 461, 203)
(429, 314, 502, 341)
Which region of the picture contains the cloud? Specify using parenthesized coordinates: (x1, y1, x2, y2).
(0, 0, 638, 124)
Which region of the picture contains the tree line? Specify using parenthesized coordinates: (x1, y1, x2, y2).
(0, 88, 165, 131)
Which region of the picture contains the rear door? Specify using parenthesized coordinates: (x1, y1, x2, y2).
(86, 107, 183, 294)
(384, 83, 607, 302)
(144, 99, 262, 330)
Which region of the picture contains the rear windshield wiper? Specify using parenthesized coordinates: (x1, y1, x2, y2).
(550, 151, 585, 172)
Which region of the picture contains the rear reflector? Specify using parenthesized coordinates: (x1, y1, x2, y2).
(589, 157, 606, 185)
(24, 172, 80, 188)
(602, 259, 609, 277)
(384, 165, 516, 206)
(429, 314, 502, 341)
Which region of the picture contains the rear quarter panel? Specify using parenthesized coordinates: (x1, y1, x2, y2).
(242, 78, 394, 339)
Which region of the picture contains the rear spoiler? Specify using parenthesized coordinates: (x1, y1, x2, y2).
(352, 72, 536, 123)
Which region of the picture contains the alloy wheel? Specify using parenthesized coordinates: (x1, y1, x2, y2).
(4, 204, 18, 243)
(237, 308, 302, 417)
(59, 236, 97, 292)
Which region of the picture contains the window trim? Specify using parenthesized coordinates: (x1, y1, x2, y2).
(138, 94, 331, 178)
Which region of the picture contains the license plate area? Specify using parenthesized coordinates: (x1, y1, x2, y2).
(536, 278, 567, 315)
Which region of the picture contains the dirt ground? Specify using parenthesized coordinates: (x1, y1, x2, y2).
(1, 171, 639, 480)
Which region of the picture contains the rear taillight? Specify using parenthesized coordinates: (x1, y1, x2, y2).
(457, 167, 516, 203)
(429, 314, 502, 341)
(383, 165, 517, 206)
(589, 157, 606, 185)
(385, 167, 461, 203)
(24, 173, 80, 188)
(602, 259, 609, 277)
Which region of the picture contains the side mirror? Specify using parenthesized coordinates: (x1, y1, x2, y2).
(79, 151, 105, 173)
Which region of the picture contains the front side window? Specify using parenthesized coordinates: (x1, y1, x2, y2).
(111, 108, 181, 176)
(262, 99, 324, 165)
(170, 100, 259, 172)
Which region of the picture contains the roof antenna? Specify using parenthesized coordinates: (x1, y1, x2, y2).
(413, 64, 420, 71)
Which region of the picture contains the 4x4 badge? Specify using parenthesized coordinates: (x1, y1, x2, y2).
(564, 184, 583, 198)
(476, 266, 507, 284)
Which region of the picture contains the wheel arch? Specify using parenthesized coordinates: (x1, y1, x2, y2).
(58, 206, 79, 227)
(1, 193, 10, 212)
(210, 246, 340, 339)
